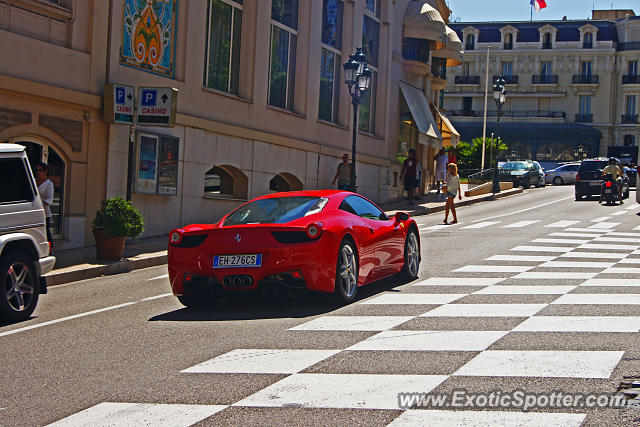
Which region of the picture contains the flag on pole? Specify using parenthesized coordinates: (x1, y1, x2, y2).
(530, 0, 547, 12)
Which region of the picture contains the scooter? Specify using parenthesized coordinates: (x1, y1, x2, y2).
(602, 173, 620, 205)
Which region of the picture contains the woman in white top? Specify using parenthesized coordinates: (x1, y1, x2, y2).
(443, 163, 462, 224)
(35, 162, 54, 243)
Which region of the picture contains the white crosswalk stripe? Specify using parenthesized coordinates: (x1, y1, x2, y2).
(503, 220, 540, 228)
(588, 222, 620, 229)
(559, 251, 626, 259)
(461, 221, 500, 229)
(591, 216, 611, 222)
(485, 255, 556, 262)
(531, 238, 589, 244)
(389, 411, 586, 427)
(511, 245, 573, 252)
(545, 220, 581, 227)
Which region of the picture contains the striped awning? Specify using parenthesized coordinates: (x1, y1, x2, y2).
(403, 1, 447, 49)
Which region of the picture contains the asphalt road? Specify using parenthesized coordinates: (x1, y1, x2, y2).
(2, 185, 640, 426)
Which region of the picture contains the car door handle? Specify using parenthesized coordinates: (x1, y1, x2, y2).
(369, 228, 375, 234)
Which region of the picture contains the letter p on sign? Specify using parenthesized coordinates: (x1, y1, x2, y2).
(141, 89, 157, 106)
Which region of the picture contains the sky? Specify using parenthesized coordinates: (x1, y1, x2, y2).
(446, 0, 639, 22)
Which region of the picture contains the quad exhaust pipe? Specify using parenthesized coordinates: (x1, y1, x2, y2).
(223, 275, 253, 288)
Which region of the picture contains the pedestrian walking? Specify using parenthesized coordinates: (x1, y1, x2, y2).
(35, 162, 54, 244)
(400, 149, 418, 204)
(443, 163, 462, 224)
(332, 154, 351, 190)
(434, 148, 447, 194)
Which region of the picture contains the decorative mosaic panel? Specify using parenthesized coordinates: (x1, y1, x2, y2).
(120, 0, 178, 78)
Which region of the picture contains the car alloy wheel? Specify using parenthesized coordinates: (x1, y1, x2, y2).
(406, 232, 420, 278)
(338, 243, 358, 299)
(0, 252, 39, 322)
(552, 177, 564, 185)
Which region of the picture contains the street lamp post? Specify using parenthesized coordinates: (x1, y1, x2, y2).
(492, 76, 506, 194)
(343, 48, 372, 192)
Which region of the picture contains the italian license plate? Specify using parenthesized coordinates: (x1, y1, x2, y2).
(605, 189, 612, 193)
(213, 254, 262, 268)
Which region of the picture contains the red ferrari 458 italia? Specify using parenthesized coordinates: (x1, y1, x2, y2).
(167, 190, 420, 307)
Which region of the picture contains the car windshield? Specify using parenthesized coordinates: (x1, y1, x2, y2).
(502, 162, 528, 170)
(224, 196, 328, 225)
(579, 161, 607, 172)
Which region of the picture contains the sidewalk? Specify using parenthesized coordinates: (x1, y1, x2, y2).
(45, 185, 523, 287)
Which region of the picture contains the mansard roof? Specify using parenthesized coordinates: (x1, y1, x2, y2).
(449, 20, 619, 44)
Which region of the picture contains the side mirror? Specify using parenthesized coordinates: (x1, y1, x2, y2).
(394, 212, 409, 223)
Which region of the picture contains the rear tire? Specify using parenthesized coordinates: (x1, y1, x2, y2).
(553, 177, 564, 186)
(0, 251, 39, 323)
(536, 177, 544, 188)
(400, 230, 420, 280)
(334, 239, 359, 304)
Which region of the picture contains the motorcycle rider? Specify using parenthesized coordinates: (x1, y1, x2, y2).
(599, 157, 623, 204)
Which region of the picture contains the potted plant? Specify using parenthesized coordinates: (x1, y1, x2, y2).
(92, 197, 144, 260)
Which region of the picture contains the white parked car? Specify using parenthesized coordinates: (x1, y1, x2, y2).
(545, 163, 580, 185)
(0, 144, 55, 322)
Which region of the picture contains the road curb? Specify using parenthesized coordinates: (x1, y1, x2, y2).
(45, 253, 167, 287)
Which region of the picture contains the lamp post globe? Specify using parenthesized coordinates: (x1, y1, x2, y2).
(343, 48, 370, 192)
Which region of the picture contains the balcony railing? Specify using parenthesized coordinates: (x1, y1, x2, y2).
(572, 74, 599, 84)
(575, 113, 593, 123)
(622, 75, 640, 84)
(618, 42, 640, 51)
(622, 114, 639, 124)
(493, 75, 519, 84)
(532, 74, 559, 84)
(455, 75, 480, 85)
(448, 110, 566, 119)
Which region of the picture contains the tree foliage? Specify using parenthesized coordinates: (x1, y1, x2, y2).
(456, 137, 508, 170)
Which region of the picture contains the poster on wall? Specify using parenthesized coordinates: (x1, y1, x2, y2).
(136, 133, 158, 194)
(120, 0, 178, 78)
(158, 135, 179, 195)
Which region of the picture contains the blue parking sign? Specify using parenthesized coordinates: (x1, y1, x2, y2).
(116, 87, 126, 105)
(141, 89, 157, 106)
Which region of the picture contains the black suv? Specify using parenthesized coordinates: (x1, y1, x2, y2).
(575, 157, 630, 200)
(499, 160, 545, 188)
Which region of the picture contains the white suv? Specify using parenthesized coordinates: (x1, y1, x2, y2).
(0, 144, 55, 322)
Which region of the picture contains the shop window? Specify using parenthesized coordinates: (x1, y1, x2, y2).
(204, 165, 248, 199)
(269, 172, 303, 192)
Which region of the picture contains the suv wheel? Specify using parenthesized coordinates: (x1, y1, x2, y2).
(0, 251, 39, 322)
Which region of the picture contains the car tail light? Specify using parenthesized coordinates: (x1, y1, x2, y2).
(606, 181, 612, 188)
(290, 270, 303, 280)
(305, 223, 322, 239)
(575, 173, 580, 182)
(170, 230, 183, 245)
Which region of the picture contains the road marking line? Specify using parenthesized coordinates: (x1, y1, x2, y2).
(532, 238, 589, 244)
(347, 330, 508, 351)
(288, 316, 414, 332)
(513, 272, 598, 280)
(539, 260, 614, 268)
(141, 293, 172, 301)
(413, 277, 506, 286)
(502, 220, 540, 228)
(595, 236, 640, 243)
(147, 274, 169, 281)
(0, 302, 137, 337)
(361, 293, 466, 305)
(591, 216, 611, 222)
(559, 252, 626, 259)
(511, 246, 573, 253)
(421, 303, 547, 317)
(474, 285, 576, 295)
(473, 196, 573, 222)
(454, 265, 533, 273)
(461, 221, 500, 229)
(587, 222, 619, 229)
(485, 255, 555, 262)
(611, 211, 627, 216)
(552, 294, 640, 305)
(579, 243, 639, 250)
(513, 316, 640, 332)
(545, 220, 581, 228)
(563, 228, 608, 233)
(389, 410, 585, 427)
(580, 279, 640, 287)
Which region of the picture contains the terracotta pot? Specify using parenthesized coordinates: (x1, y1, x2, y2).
(93, 229, 126, 260)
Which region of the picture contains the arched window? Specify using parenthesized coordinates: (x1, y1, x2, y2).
(543, 33, 552, 49)
(504, 33, 513, 50)
(203, 165, 248, 199)
(583, 32, 593, 49)
(624, 135, 635, 146)
(269, 172, 303, 192)
(465, 34, 475, 50)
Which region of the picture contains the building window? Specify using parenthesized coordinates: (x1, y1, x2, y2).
(501, 61, 513, 77)
(629, 61, 638, 76)
(269, 0, 299, 110)
(626, 95, 637, 115)
(462, 97, 473, 113)
(583, 32, 593, 48)
(541, 61, 552, 75)
(319, 0, 342, 123)
(397, 95, 418, 165)
(360, 13, 380, 133)
(465, 34, 475, 50)
(204, 0, 243, 94)
(543, 33, 552, 49)
(581, 61, 592, 76)
(624, 135, 635, 146)
(269, 173, 303, 191)
(365, 0, 380, 17)
(462, 62, 471, 76)
(504, 33, 513, 50)
(577, 95, 592, 122)
(402, 37, 430, 63)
